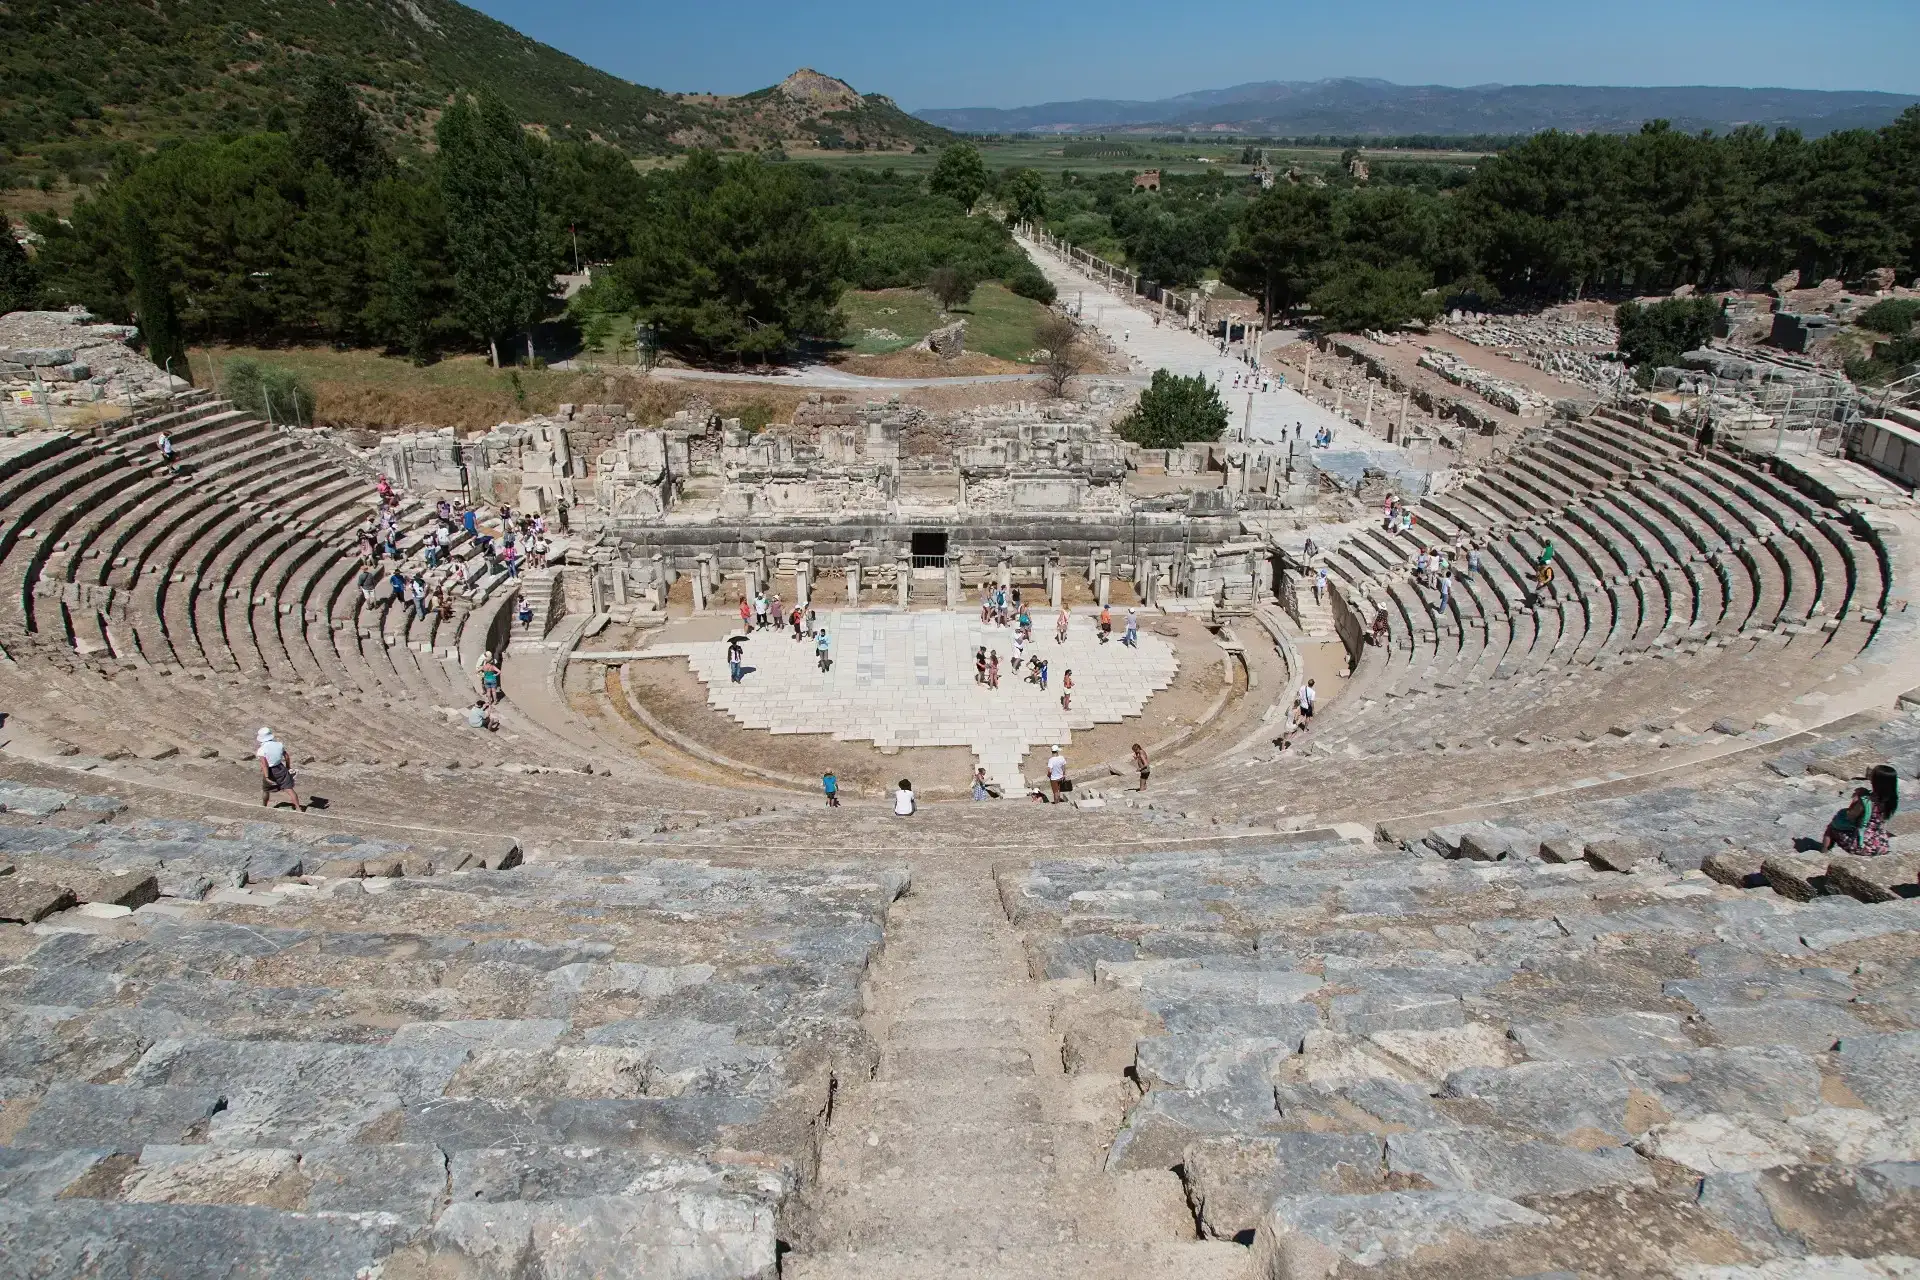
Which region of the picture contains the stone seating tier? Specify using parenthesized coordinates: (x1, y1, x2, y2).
(1002, 770, 1920, 1274)
(0, 397, 606, 775)
(0, 779, 906, 1278)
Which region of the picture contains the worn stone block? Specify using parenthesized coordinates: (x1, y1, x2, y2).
(1702, 848, 1768, 889)
(1835, 1031, 1920, 1112)
(415, 1191, 776, 1280)
(1826, 853, 1920, 903)
(14, 1083, 226, 1148)
(1761, 854, 1830, 901)
(1510, 1012, 1695, 1062)
(0, 877, 76, 922)
(1387, 1127, 1653, 1197)
(1185, 1132, 1387, 1241)
(302, 1143, 449, 1221)
(1251, 1190, 1548, 1279)
(316, 858, 365, 879)
(0, 1200, 412, 1277)
(1585, 837, 1652, 873)
(1538, 837, 1585, 864)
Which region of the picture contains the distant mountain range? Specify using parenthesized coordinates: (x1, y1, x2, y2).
(917, 78, 1920, 138)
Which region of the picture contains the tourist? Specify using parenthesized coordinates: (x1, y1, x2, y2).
(987, 650, 1000, 689)
(255, 727, 301, 811)
(1370, 606, 1390, 646)
(740, 596, 752, 630)
(972, 768, 991, 801)
(893, 778, 916, 817)
(1012, 634, 1026, 673)
(466, 700, 499, 732)
(1314, 566, 1328, 605)
(1823, 764, 1898, 855)
(790, 607, 804, 641)
(462, 507, 478, 538)
(1046, 746, 1067, 803)
(517, 595, 533, 630)
(1414, 549, 1430, 588)
(1132, 742, 1150, 791)
(1056, 607, 1070, 644)
(389, 567, 407, 607)
(980, 583, 992, 624)
(1297, 678, 1316, 721)
(822, 770, 840, 808)
(1467, 547, 1480, 580)
(815, 627, 831, 673)
(804, 606, 817, 637)
(1439, 571, 1452, 610)
(1122, 608, 1138, 648)
(769, 593, 783, 630)
(728, 636, 745, 683)
(975, 645, 987, 684)
(479, 654, 502, 706)
(158, 433, 174, 466)
(1060, 668, 1073, 711)
(413, 573, 430, 621)
(1098, 603, 1112, 643)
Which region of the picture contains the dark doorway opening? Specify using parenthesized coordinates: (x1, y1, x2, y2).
(910, 530, 948, 568)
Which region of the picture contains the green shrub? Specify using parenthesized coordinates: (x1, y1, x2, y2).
(1857, 298, 1920, 336)
(1004, 264, 1056, 305)
(220, 357, 315, 424)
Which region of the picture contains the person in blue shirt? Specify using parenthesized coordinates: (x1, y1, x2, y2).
(821, 771, 839, 808)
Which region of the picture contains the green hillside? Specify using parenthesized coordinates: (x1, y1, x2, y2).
(1, 1, 953, 191)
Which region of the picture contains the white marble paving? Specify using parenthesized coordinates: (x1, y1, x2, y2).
(644, 608, 1179, 787)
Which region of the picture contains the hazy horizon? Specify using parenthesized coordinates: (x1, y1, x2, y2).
(463, 0, 1919, 109)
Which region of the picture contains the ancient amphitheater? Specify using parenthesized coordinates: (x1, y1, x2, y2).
(1, 296, 1919, 1280)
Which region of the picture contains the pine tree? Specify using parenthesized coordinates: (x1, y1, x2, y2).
(123, 207, 189, 384)
(437, 91, 546, 367)
(292, 72, 389, 185)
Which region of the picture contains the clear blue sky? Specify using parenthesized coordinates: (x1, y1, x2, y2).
(463, 0, 1920, 108)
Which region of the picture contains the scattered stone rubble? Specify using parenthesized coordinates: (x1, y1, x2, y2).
(1417, 347, 1553, 416)
(1440, 313, 1634, 400)
(0, 307, 185, 417)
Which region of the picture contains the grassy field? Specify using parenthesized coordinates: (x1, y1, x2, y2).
(839, 282, 1051, 362)
(187, 344, 807, 433)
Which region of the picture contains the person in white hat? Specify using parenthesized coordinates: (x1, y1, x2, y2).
(255, 727, 301, 811)
(1122, 608, 1139, 648)
(1046, 745, 1067, 804)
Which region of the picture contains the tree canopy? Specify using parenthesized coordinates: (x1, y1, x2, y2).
(1116, 369, 1230, 448)
(291, 72, 389, 186)
(602, 152, 850, 363)
(928, 142, 988, 210)
(1032, 109, 1920, 332)
(1615, 297, 1721, 376)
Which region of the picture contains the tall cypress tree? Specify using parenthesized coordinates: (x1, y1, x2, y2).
(123, 207, 190, 384)
(437, 91, 545, 367)
(0, 226, 37, 314)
